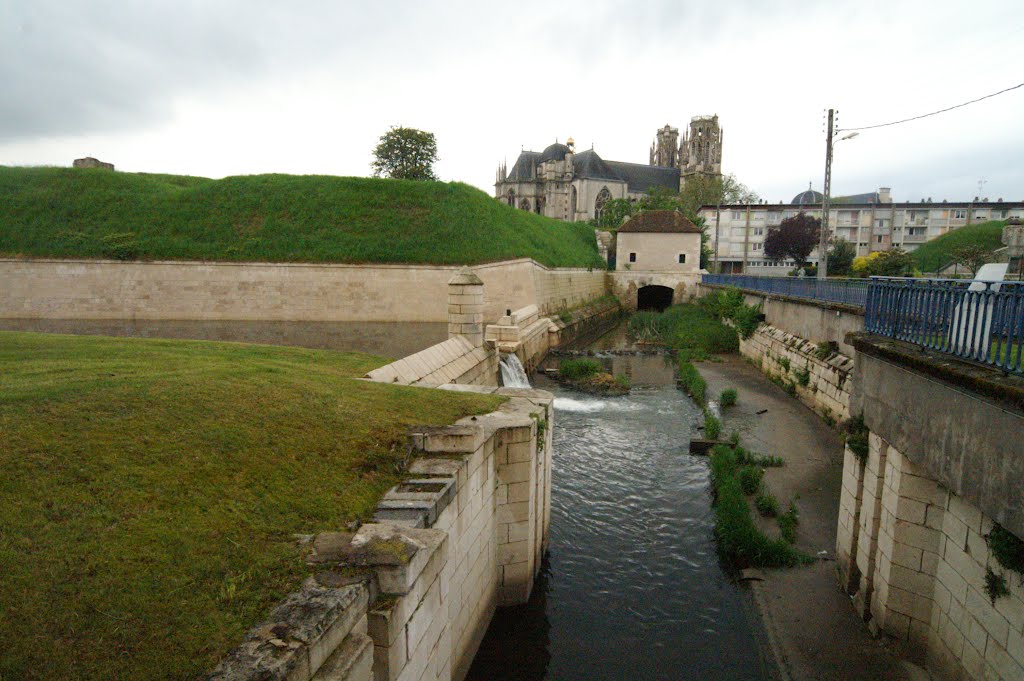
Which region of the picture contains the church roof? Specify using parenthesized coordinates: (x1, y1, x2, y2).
(538, 142, 571, 163)
(605, 161, 680, 193)
(619, 210, 702, 234)
(506, 151, 541, 181)
(572, 149, 620, 181)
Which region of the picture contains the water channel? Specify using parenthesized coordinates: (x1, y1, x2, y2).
(469, 339, 772, 680)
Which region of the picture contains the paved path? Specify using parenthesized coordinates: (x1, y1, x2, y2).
(698, 356, 923, 681)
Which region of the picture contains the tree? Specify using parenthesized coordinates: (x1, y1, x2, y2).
(764, 212, 820, 269)
(371, 126, 439, 180)
(853, 249, 915, 277)
(677, 174, 759, 217)
(828, 238, 856, 277)
(595, 198, 634, 230)
(951, 244, 993, 276)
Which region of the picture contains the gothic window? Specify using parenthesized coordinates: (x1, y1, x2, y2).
(535, 198, 543, 215)
(570, 187, 578, 218)
(595, 187, 612, 223)
(506, 190, 515, 207)
(520, 198, 531, 211)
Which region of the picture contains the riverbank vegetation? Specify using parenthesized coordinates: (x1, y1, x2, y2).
(710, 443, 810, 568)
(0, 167, 605, 268)
(556, 358, 630, 395)
(0, 331, 503, 679)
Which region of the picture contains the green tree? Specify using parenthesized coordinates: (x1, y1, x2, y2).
(865, 248, 915, 277)
(828, 238, 856, 276)
(764, 212, 820, 269)
(371, 126, 439, 180)
(595, 198, 634, 229)
(678, 174, 760, 217)
(951, 244, 993, 276)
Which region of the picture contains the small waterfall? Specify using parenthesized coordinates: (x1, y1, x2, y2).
(499, 353, 531, 388)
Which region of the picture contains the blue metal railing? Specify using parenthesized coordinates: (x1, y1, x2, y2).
(701, 273, 870, 307)
(865, 277, 1024, 375)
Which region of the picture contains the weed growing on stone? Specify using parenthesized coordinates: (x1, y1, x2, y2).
(794, 366, 810, 387)
(709, 444, 810, 569)
(728, 431, 741, 447)
(704, 412, 722, 440)
(778, 503, 800, 544)
(755, 491, 780, 518)
(558, 358, 603, 381)
(720, 388, 738, 407)
(778, 356, 791, 372)
(845, 414, 869, 463)
(984, 567, 1011, 605)
(988, 524, 1024, 576)
(739, 466, 764, 495)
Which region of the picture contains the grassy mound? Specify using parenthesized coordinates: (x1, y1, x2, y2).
(0, 167, 605, 268)
(0, 331, 503, 679)
(910, 220, 1007, 273)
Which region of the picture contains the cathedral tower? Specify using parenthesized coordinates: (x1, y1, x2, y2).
(649, 124, 680, 168)
(680, 115, 723, 180)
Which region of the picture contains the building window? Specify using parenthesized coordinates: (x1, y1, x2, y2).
(535, 198, 543, 215)
(731, 211, 742, 220)
(519, 198, 531, 211)
(506, 190, 515, 207)
(753, 227, 764, 236)
(752, 243, 762, 251)
(570, 186, 577, 217)
(876, 235, 883, 243)
(629, 252, 636, 263)
(678, 254, 686, 264)
(953, 209, 966, 219)
(595, 187, 612, 222)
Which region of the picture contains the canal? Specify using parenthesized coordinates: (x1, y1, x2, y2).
(468, 350, 773, 680)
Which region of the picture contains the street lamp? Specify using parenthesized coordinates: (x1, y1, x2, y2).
(818, 107, 859, 279)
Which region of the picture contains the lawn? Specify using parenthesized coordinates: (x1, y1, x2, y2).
(0, 331, 504, 679)
(910, 219, 1007, 273)
(0, 167, 605, 268)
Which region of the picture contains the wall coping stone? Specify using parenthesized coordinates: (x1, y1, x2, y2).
(848, 332, 1024, 414)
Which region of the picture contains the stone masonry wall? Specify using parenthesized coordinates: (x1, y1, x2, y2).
(836, 432, 1024, 680)
(209, 389, 554, 681)
(740, 323, 853, 424)
(0, 258, 607, 324)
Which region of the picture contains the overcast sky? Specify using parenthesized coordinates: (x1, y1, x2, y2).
(3, 0, 1022, 204)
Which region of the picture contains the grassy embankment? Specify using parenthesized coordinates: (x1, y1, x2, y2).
(0, 166, 605, 268)
(910, 219, 1007, 273)
(0, 331, 504, 680)
(626, 293, 807, 567)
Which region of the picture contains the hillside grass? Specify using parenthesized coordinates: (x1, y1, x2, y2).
(911, 219, 1007, 273)
(0, 331, 504, 680)
(0, 166, 605, 268)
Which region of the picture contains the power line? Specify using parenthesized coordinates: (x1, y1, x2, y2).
(838, 81, 1024, 132)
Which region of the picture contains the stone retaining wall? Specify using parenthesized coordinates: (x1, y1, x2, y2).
(837, 435, 1024, 681)
(0, 258, 607, 324)
(740, 323, 853, 424)
(209, 388, 554, 681)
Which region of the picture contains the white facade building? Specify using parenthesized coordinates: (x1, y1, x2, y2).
(698, 187, 1024, 275)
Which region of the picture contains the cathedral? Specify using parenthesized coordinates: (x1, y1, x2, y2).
(495, 115, 723, 223)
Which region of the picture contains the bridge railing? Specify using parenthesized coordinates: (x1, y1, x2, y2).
(701, 273, 870, 307)
(865, 277, 1024, 375)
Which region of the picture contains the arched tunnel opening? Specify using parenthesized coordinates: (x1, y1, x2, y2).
(636, 285, 674, 312)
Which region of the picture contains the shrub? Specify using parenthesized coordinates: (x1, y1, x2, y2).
(558, 358, 603, 381)
(613, 374, 631, 390)
(739, 466, 763, 495)
(988, 524, 1024, 575)
(755, 491, 780, 517)
(845, 414, 869, 462)
(630, 303, 739, 357)
(720, 388, 738, 407)
(677, 360, 707, 405)
(731, 302, 763, 339)
(704, 412, 722, 440)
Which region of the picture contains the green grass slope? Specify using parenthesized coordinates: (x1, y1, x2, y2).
(0, 167, 605, 268)
(911, 219, 1007, 273)
(0, 331, 503, 679)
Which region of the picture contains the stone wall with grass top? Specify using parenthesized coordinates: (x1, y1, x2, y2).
(209, 387, 554, 681)
(740, 323, 853, 425)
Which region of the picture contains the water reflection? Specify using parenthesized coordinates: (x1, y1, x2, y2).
(0, 319, 447, 359)
(467, 355, 770, 681)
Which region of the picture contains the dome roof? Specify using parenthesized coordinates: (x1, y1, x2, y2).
(791, 185, 824, 205)
(538, 142, 571, 163)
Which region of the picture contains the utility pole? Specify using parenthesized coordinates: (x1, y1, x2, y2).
(818, 108, 834, 279)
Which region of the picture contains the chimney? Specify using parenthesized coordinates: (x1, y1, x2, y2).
(878, 187, 892, 204)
